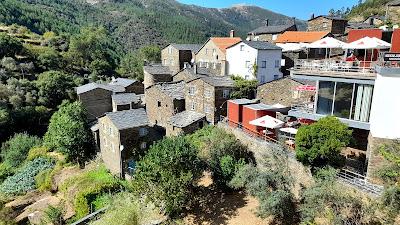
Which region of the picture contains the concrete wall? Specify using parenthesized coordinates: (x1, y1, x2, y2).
(78, 88, 113, 122)
(226, 43, 282, 84)
(369, 71, 400, 139)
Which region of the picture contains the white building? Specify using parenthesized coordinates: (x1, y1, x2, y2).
(226, 41, 283, 84)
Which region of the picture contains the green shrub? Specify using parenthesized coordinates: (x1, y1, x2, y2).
(35, 168, 53, 192)
(42, 205, 64, 225)
(0, 157, 55, 196)
(382, 185, 400, 218)
(90, 193, 161, 225)
(189, 126, 252, 188)
(295, 116, 352, 167)
(0, 163, 14, 183)
(61, 165, 123, 219)
(0, 133, 42, 167)
(27, 146, 50, 161)
(377, 141, 400, 184)
(230, 76, 258, 99)
(132, 136, 202, 216)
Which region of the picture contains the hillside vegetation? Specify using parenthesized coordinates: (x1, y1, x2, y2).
(347, 0, 392, 21)
(0, 0, 305, 51)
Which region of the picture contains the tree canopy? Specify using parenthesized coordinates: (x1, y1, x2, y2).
(44, 101, 93, 163)
(295, 116, 352, 167)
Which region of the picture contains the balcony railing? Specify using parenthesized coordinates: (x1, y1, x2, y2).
(291, 102, 314, 114)
(292, 59, 377, 76)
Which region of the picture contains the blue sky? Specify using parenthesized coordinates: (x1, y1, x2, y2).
(177, 0, 359, 20)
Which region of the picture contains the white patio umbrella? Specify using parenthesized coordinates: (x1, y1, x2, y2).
(307, 37, 346, 59)
(249, 115, 284, 129)
(280, 127, 298, 135)
(276, 43, 309, 52)
(343, 37, 391, 65)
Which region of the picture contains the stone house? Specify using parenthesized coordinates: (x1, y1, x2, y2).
(247, 20, 297, 43)
(186, 76, 236, 124)
(386, 0, 400, 24)
(166, 111, 206, 136)
(111, 93, 143, 112)
(143, 65, 173, 89)
(109, 77, 144, 94)
(76, 83, 125, 122)
(307, 15, 348, 35)
(195, 32, 241, 76)
(145, 81, 185, 128)
(256, 77, 315, 107)
(98, 108, 158, 178)
(161, 44, 202, 74)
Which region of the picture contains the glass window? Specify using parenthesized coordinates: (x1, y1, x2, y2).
(189, 86, 196, 95)
(351, 84, 374, 122)
(245, 61, 251, 68)
(240, 45, 245, 51)
(223, 89, 230, 98)
(316, 81, 335, 115)
(139, 127, 148, 136)
(261, 61, 267, 68)
(333, 82, 354, 119)
(275, 60, 281, 68)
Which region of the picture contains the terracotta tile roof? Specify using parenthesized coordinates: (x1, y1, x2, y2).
(275, 31, 330, 43)
(210, 37, 242, 54)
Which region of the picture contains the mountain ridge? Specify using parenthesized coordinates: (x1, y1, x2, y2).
(0, 0, 306, 51)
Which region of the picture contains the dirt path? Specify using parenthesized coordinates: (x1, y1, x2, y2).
(184, 172, 271, 225)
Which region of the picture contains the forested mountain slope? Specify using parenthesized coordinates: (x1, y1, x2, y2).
(0, 0, 306, 51)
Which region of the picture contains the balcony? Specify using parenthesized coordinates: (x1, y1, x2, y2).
(291, 59, 377, 80)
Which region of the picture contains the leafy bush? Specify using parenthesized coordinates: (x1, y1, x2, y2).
(44, 101, 93, 164)
(90, 193, 161, 225)
(0, 33, 23, 58)
(132, 136, 202, 216)
(27, 146, 50, 161)
(61, 165, 123, 219)
(376, 141, 400, 184)
(230, 164, 295, 223)
(0, 163, 14, 183)
(295, 116, 352, 167)
(382, 185, 400, 218)
(42, 205, 64, 225)
(0, 133, 42, 167)
(35, 168, 53, 192)
(189, 126, 252, 188)
(0, 157, 55, 196)
(230, 76, 258, 99)
(299, 167, 382, 225)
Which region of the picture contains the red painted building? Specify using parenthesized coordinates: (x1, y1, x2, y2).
(227, 99, 259, 126)
(348, 29, 382, 42)
(391, 29, 400, 52)
(242, 104, 276, 134)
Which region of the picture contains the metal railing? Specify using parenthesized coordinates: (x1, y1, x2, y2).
(291, 102, 315, 114)
(293, 59, 377, 75)
(337, 169, 384, 196)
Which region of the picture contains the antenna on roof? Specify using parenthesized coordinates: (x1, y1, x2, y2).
(310, 13, 315, 20)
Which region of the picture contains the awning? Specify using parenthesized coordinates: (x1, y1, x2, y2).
(296, 85, 316, 91)
(307, 37, 346, 49)
(343, 36, 391, 49)
(276, 43, 309, 52)
(249, 115, 284, 129)
(280, 127, 298, 135)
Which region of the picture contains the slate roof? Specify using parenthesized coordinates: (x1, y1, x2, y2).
(143, 65, 173, 75)
(155, 81, 185, 100)
(229, 99, 260, 105)
(112, 93, 141, 105)
(388, 0, 400, 6)
(248, 23, 296, 35)
(169, 111, 205, 128)
(308, 15, 348, 21)
(76, 83, 125, 95)
(275, 31, 331, 43)
(199, 76, 235, 87)
(230, 41, 282, 50)
(170, 44, 202, 53)
(109, 78, 137, 87)
(105, 108, 149, 130)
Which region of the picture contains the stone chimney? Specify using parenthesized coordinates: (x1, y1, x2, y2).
(230, 30, 235, 38)
(265, 19, 269, 26)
